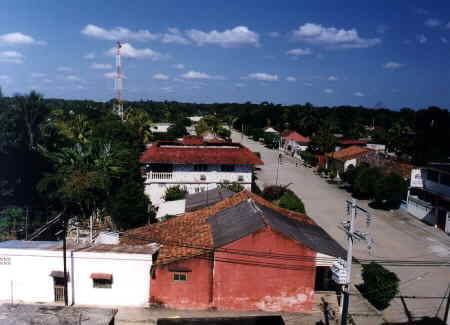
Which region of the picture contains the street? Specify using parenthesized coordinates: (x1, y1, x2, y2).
(232, 130, 450, 323)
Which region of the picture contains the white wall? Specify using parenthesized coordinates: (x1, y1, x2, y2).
(72, 251, 151, 306)
(0, 248, 152, 306)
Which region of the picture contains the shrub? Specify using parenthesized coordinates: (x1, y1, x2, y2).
(263, 133, 279, 149)
(374, 173, 408, 208)
(262, 185, 286, 201)
(164, 186, 187, 201)
(300, 151, 318, 166)
(359, 262, 399, 310)
(353, 167, 382, 199)
(278, 191, 305, 213)
(219, 181, 244, 193)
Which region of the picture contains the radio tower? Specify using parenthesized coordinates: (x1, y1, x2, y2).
(114, 41, 124, 120)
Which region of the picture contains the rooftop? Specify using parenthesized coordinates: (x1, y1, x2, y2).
(185, 187, 235, 211)
(123, 191, 345, 265)
(140, 141, 263, 165)
(282, 131, 310, 144)
(327, 145, 372, 161)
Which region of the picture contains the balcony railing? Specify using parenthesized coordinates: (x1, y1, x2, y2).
(148, 172, 173, 180)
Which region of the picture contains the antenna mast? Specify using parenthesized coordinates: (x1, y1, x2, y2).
(114, 41, 124, 121)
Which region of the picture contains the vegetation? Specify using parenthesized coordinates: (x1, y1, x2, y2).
(278, 191, 306, 213)
(262, 185, 286, 201)
(219, 181, 244, 193)
(358, 262, 399, 310)
(373, 173, 408, 209)
(164, 186, 187, 201)
(299, 151, 318, 166)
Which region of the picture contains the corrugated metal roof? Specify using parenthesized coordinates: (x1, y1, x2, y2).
(0, 240, 61, 250)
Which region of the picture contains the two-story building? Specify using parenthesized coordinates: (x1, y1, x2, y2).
(140, 139, 263, 206)
(405, 163, 450, 234)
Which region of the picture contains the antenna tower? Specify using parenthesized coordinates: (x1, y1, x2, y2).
(114, 41, 124, 120)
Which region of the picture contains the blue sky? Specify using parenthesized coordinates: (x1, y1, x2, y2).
(1, 0, 449, 109)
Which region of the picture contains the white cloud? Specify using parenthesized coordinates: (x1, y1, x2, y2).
(65, 75, 81, 81)
(31, 73, 46, 78)
(84, 52, 95, 60)
(328, 75, 338, 81)
(161, 86, 174, 93)
(91, 63, 112, 69)
(186, 26, 259, 47)
(0, 75, 10, 81)
(286, 76, 296, 82)
(292, 23, 381, 48)
(268, 32, 280, 38)
(286, 48, 312, 56)
(235, 82, 246, 87)
(81, 24, 158, 41)
(57, 66, 72, 72)
(181, 70, 224, 80)
(43, 78, 52, 83)
(173, 63, 185, 69)
(425, 18, 441, 27)
(324, 88, 334, 94)
(441, 37, 448, 44)
(0, 32, 44, 45)
(417, 34, 427, 44)
(153, 73, 169, 80)
(354, 92, 365, 97)
(107, 42, 162, 60)
(161, 28, 190, 44)
(245, 73, 279, 81)
(383, 61, 404, 69)
(0, 51, 24, 64)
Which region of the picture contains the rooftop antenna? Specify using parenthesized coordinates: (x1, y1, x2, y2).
(114, 41, 124, 121)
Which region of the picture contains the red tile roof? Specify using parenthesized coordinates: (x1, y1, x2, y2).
(338, 139, 368, 146)
(283, 131, 310, 144)
(122, 191, 317, 265)
(181, 136, 204, 145)
(140, 142, 263, 165)
(327, 145, 372, 161)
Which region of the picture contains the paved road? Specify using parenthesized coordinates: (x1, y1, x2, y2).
(232, 131, 450, 323)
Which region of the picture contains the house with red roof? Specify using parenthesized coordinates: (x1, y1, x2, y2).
(123, 191, 345, 312)
(326, 145, 372, 178)
(281, 131, 310, 156)
(140, 138, 263, 206)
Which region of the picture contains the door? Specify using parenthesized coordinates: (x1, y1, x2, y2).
(436, 209, 446, 231)
(53, 277, 65, 302)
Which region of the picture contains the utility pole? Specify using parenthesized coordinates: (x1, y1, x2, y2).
(274, 136, 282, 185)
(337, 199, 372, 325)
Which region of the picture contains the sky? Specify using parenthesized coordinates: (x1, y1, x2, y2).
(0, 0, 449, 109)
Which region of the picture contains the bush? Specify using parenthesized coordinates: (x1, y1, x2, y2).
(219, 181, 244, 193)
(263, 133, 279, 149)
(353, 166, 382, 199)
(164, 186, 187, 201)
(359, 262, 399, 310)
(299, 151, 318, 166)
(278, 191, 305, 213)
(262, 185, 286, 201)
(374, 173, 408, 208)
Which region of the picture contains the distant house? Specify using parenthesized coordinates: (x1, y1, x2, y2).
(334, 139, 368, 152)
(358, 151, 414, 179)
(0, 240, 158, 306)
(281, 131, 310, 156)
(188, 116, 203, 123)
(263, 127, 279, 134)
(151, 123, 172, 134)
(123, 191, 345, 312)
(405, 163, 450, 234)
(140, 138, 263, 206)
(326, 145, 372, 177)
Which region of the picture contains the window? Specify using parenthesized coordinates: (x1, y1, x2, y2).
(427, 170, 439, 182)
(200, 174, 206, 181)
(173, 272, 188, 281)
(194, 164, 208, 172)
(221, 165, 235, 172)
(93, 278, 112, 288)
(237, 175, 244, 182)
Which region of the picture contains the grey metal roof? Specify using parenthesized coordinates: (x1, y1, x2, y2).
(185, 187, 235, 211)
(208, 200, 346, 259)
(208, 200, 265, 248)
(0, 240, 61, 250)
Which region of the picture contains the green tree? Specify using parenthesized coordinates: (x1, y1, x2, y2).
(0, 206, 25, 239)
(125, 108, 153, 144)
(279, 191, 305, 213)
(310, 127, 337, 153)
(167, 120, 188, 139)
(374, 173, 408, 208)
(353, 166, 382, 199)
(164, 186, 187, 201)
(359, 262, 399, 310)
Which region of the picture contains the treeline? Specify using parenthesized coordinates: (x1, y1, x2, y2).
(0, 92, 449, 238)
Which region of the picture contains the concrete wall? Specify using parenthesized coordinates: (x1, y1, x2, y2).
(0, 248, 152, 306)
(150, 257, 213, 309)
(213, 228, 316, 312)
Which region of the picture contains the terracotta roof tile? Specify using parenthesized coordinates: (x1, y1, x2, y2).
(282, 131, 310, 144)
(327, 145, 372, 161)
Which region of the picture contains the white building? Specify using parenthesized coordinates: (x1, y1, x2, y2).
(140, 139, 263, 206)
(0, 240, 158, 306)
(405, 164, 450, 234)
(281, 131, 310, 156)
(151, 123, 172, 134)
